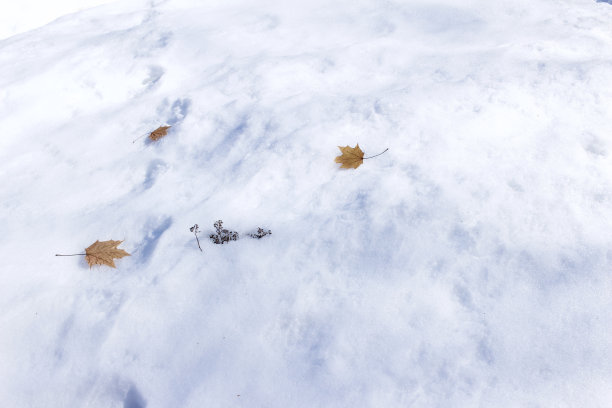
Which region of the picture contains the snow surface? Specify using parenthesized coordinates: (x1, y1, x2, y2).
(1, 0, 612, 406)
(0, 0, 117, 40)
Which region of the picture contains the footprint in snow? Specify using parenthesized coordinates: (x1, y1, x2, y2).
(134, 216, 173, 264)
(142, 159, 168, 190)
(141, 65, 164, 92)
(124, 385, 147, 408)
(149, 98, 191, 133)
(167, 98, 191, 126)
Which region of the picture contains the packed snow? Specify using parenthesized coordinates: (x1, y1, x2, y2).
(1, 0, 612, 406)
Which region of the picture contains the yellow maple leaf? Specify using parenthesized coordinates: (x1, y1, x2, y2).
(335, 144, 365, 169)
(84, 240, 130, 268)
(149, 126, 171, 141)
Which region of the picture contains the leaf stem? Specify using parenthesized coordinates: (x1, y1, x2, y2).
(363, 148, 389, 160)
(132, 132, 149, 144)
(55, 253, 86, 256)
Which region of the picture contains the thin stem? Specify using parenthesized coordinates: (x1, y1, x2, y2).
(363, 148, 389, 160)
(194, 233, 202, 252)
(55, 253, 86, 256)
(132, 132, 150, 143)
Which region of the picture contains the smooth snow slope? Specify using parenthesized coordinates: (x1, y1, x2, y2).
(1, 0, 612, 406)
(0, 0, 118, 40)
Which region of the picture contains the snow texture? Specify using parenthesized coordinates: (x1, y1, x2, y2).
(1, 0, 612, 406)
(0, 0, 117, 40)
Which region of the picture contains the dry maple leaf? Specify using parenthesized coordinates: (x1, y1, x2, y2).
(334, 144, 389, 169)
(335, 144, 365, 169)
(149, 126, 171, 141)
(85, 240, 130, 268)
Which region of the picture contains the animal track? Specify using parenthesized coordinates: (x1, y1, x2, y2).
(168, 98, 191, 126)
(142, 65, 164, 91)
(142, 159, 168, 190)
(123, 385, 147, 408)
(134, 28, 173, 58)
(154, 98, 191, 128)
(136, 216, 173, 263)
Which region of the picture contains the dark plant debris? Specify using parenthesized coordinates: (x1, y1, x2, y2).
(209, 220, 239, 244)
(190, 224, 202, 251)
(248, 227, 272, 239)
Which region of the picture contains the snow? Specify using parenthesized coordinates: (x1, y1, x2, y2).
(1, 0, 612, 406)
(0, 0, 117, 40)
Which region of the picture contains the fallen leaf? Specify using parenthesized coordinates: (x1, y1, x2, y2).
(335, 144, 364, 169)
(149, 126, 171, 141)
(85, 240, 130, 268)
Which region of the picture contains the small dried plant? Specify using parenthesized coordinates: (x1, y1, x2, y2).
(209, 220, 239, 244)
(248, 227, 272, 239)
(190, 224, 202, 251)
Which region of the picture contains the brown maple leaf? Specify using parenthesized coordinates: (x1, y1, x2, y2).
(149, 126, 171, 141)
(84, 240, 130, 268)
(334, 145, 389, 169)
(335, 144, 365, 169)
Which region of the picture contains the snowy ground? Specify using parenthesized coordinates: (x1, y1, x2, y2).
(0, 0, 117, 40)
(1, 0, 612, 406)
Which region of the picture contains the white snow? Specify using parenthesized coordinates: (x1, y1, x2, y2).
(1, 0, 612, 406)
(0, 0, 118, 40)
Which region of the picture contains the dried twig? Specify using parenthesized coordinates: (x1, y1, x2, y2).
(248, 228, 272, 239)
(190, 224, 202, 251)
(209, 220, 239, 244)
